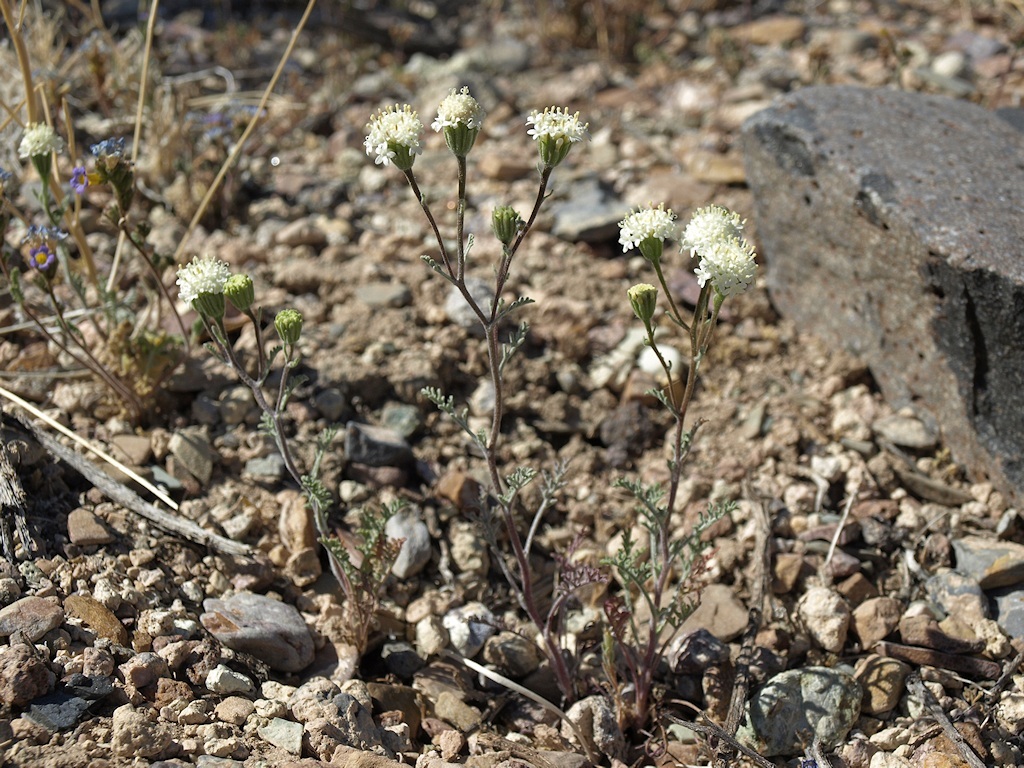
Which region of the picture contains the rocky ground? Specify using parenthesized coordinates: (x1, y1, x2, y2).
(2, 0, 1024, 766)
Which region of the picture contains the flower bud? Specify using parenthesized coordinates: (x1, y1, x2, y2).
(192, 291, 225, 320)
(274, 308, 304, 346)
(627, 283, 658, 326)
(491, 205, 523, 246)
(224, 274, 255, 312)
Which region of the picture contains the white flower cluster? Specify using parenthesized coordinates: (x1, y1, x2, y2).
(431, 87, 485, 131)
(18, 123, 63, 159)
(526, 107, 589, 146)
(364, 105, 424, 167)
(176, 256, 232, 304)
(681, 205, 756, 297)
(618, 205, 677, 252)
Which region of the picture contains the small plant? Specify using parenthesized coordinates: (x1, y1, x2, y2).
(604, 203, 757, 731)
(365, 89, 602, 702)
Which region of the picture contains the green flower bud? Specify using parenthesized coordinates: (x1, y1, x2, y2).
(224, 274, 255, 312)
(638, 236, 664, 266)
(192, 291, 225, 320)
(627, 283, 658, 326)
(442, 124, 480, 157)
(491, 205, 523, 246)
(274, 308, 303, 346)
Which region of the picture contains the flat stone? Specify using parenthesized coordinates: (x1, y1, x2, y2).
(26, 691, 91, 731)
(258, 717, 303, 754)
(345, 422, 413, 467)
(854, 654, 909, 715)
(797, 586, 850, 652)
(952, 535, 1024, 589)
(385, 508, 432, 579)
(851, 596, 902, 648)
(168, 427, 216, 484)
(0, 597, 64, 642)
(200, 592, 314, 673)
(738, 666, 862, 757)
(67, 508, 115, 546)
(64, 595, 128, 645)
(679, 583, 749, 642)
(356, 281, 412, 309)
(743, 86, 1024, 501)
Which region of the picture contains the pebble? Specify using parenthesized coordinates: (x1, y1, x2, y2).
(63, 594, 128, 645)
(679, 583, 749, 642)
(854, 654, 909, 715)
(345, 421, 414, 467)
(243, 454, 286, 482)
(448, 521, 489, 576)
(206, 664, 255, 695)
(442, 602, 496, 658)
(313, 386, 349, 421)
(66, 508, 114, 546)
(872, 413, 937, 450)
(25, 691, 91, 731)
(797, 586, 850, 652)
(257, 717, 304, 754)
(739, 666, 862, 757)
(380, 401, 422, 438)
(851, 596, 902, 648)
(0, 644, 55, 707)
(415, 616, 449, 657)
(356, 281, 413, 308)
(381, 641, 425, 679)
(444, 278, 493, 331)
(434, 690, 482, 732)
(562, 695, 625, 761)
(111, 703, 173, 758)
(386, 507, 433, 579)
(167, 427, 216, 484)
(952, 535, 1024, 589)
(482, 631, 540, 677)
(200, 592, 315, 673)
(214, 696, 254, 725)
(275, 218, 327, 247)
(0, 596, 64, 642)
(924, 570, 988, 622)
(668, 628, 730, 674)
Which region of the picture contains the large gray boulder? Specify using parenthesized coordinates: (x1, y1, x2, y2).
(742, 86, 1024, 501)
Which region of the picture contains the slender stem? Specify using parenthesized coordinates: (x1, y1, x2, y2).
(404, 169, 456, 278)
(456, 156, 467, 283)
(651, 258, 689, 332)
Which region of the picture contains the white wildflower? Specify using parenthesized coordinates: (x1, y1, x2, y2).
(432, 87, 485, 131)
(679, 205, 745, 257)
(526, 107, 589, 167)
(618, 205, 677, 253)
(693, 237, 757, 298)
(176, 256, 231, 305)
(18, 123, 63, 159)
(364, 104, 423, 170)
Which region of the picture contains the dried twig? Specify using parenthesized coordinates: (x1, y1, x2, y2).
(0, 440, 35, 561)
(906, 674, 987, 768)
(9, 412, 250, 557)
(669, 714, 775, 768)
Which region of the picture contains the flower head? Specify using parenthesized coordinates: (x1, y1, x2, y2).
(627, 283, 658, 326)
(70, 165, 89, 195)
(492, 205, 523, 246)
(619, 204, 677, 263)
(432, 86, 485, 132)
(680, 205, 745, 257)
(693, 237, 757, 298)
(22, 225, 65, 280)
(224, 273, 255, 312)
(90, 137, 126, 159)
(274, 308, 304, 346)
(526, 107, 589, 167)
(432, 86, 485, 156)
(18, 123, 63, 160)
(364, 105, 424, 170)
(176, 256, 232, 318)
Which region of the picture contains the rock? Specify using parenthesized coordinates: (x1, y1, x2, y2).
(434, 690, 482, 732)
(258, 717, 304, 754)
(444, 278, 493, 331)
(243, 454, 285, 482)
(206, 665, 255, 695)
(739, 667, 862, 757)
(200, 592, 315, 673)
(385, 507, 432, 579)
(562, 695, 625, 761)
(797, 586, 851, 652)
(952, 535, 1024, 589)
(168, 427, 216, 484)
(872, 414, 938, 450)
(25, 691, 91, 731)
(482, 631, 540, 677)
(111, 703, 173, 758)
(66, 508, 114, 545)
(743, 85, 1024, 501)
(991, 586, 1024, 639)
(63, 594, 128, 645)
(667, 628, 730, 674)
(851, 597, 902, 648)
(380, 642, 425, 680)
(0, 596, 64, 642)
(0, 644, 55, 707)
(924, 570, 989, 622)
(356, 281, 412, 309)
(731, 15, 806, 46)
(344, 421, 414, 467)
(275, 218, 327, 247)
(442, 602, 495, 658)
(854, 654, 909, 715)
(380, 402, 422, 439)
(313, 387, 349, 421)
(679, 583, 749, 643)
(448, 521, 489, 576)
(898, 614, 984, 653)
(550, 175, 623, 242)
(415, 616, 449, 657)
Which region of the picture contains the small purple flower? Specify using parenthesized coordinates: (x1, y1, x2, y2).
(70, 165, 89, 195)
(29, 243, 57, 277)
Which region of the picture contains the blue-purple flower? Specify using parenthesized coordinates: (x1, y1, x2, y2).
(29, 243, 57, 277)
(70, 165, 89, 195)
